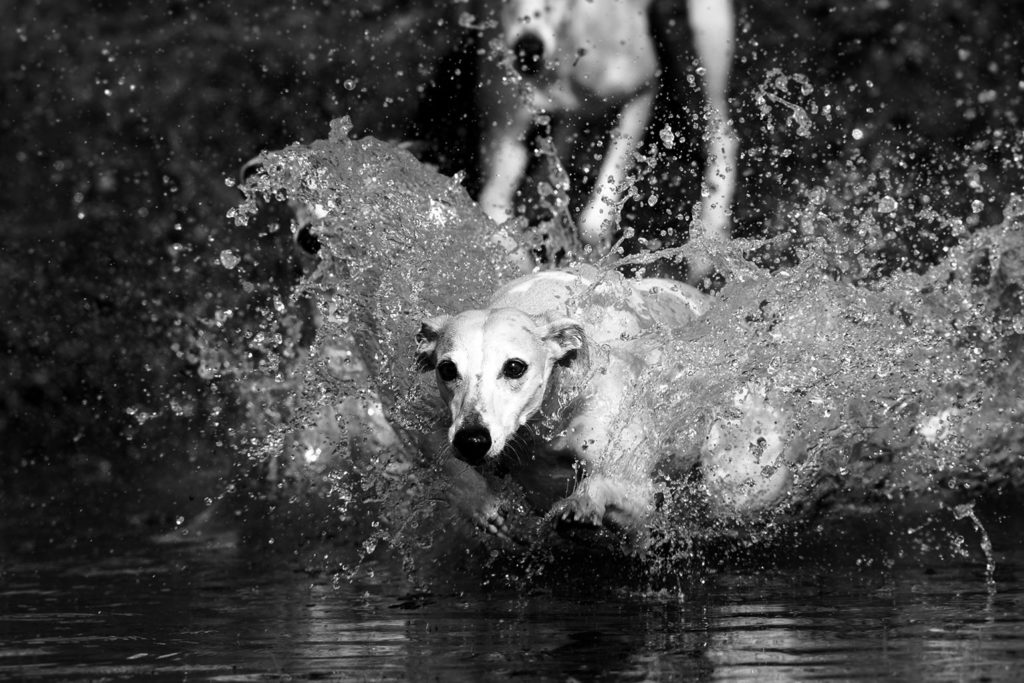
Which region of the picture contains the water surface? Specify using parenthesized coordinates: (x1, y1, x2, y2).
(4, 511, 1023, 681)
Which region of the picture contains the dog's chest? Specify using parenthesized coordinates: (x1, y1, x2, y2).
(530, 6, 657, 111)
(566, 3, 656, 92)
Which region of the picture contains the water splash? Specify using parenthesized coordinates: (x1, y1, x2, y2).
(755, 69, 817, 138)
(231, 117, 1024, 587)
(953, 502, 996, 586)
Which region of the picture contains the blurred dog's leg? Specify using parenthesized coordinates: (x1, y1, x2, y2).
(577, 89, 656, 248)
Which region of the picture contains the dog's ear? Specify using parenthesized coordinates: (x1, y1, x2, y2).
(415, 315, 448, 372)
(540, 318, 587, 367)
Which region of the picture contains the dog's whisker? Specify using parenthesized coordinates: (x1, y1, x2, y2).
(508, 433, 530, 466)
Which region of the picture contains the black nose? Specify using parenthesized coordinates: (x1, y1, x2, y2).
(512, 33, 545, 76)
(452, 426, 492, 466)
(295, 225, 321, 254)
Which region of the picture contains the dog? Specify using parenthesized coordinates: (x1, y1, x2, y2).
(415, 267, 793, 540)
(475, 0, 738, 258)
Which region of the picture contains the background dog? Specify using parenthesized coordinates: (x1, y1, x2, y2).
(415, 267, 792, 540)
(475, 0, 737, 262)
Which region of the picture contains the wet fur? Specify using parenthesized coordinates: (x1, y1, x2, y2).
(416, 268, 713, 538)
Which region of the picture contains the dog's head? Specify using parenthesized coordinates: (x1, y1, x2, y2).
(416, 308, 585, 466)
(499, 0, 572, 76)
(498, 0, 652, 77)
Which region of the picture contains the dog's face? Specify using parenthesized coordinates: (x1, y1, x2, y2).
(499, 0, 572, 76)
(416, 308, 584, 466)
(498, 0, 652, 77)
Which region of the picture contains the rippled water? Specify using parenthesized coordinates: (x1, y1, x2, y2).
(4, 510, 1023, 681)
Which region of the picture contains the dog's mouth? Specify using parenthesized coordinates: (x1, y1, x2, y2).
(452, 447, 510, 479)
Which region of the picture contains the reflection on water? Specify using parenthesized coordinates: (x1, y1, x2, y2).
(4, 522, 1023, 681)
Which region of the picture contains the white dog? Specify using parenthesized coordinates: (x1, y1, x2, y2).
(476, 0, 737, 255)
(415, 267, 792, 539)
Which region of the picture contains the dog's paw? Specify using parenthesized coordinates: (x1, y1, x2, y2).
(471, 505, 513, 542)
(466, 500, 528, 545)
(552, 493, 605, 530)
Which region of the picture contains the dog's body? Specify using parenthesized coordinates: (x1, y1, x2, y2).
(476, 0, 737, 256)
(416, 268, 792, 539)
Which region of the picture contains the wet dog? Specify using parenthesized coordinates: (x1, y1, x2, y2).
(415, 267, 792, 539)
(476, 0, 737, 254)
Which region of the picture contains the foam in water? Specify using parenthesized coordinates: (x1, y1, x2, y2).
(232, 117, 1023, 585)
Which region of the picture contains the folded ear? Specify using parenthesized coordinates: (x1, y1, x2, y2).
(415, 315, 449, 372)
(540, 318, 587, 367)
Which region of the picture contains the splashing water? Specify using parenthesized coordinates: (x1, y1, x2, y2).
(953, 501, 996, 586)
(232, 117, 1024, 587)
(755, 69, 818, 138)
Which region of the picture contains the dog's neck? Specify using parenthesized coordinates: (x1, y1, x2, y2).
(530, 337, 601, 438)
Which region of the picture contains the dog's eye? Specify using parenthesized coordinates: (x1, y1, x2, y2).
(436, 360, 459, 382)
(502, 359, 528, 379)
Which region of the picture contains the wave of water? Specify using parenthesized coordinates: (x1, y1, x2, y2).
(231, 117, 1023, 585)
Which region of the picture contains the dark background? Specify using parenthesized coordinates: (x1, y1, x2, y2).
(2, 0, 1022, 534)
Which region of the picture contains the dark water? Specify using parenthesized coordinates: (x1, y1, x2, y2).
(4, 514, 1024, 682)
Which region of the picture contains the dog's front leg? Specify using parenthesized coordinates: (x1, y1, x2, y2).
(554, 473, 654, 532)
(577, 88, 656, 249)
(549, 362, 657, 532)
(442, 456, 515, 541)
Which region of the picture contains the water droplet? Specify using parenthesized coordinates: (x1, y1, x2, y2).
(219, 249, 240, 269)
(659, 124, 675, 149)
(343, 78, 358, 91)
(851, 128, 864, 141)
(877, 196, 898, 214)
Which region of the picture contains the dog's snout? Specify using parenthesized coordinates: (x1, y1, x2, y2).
(512, 33, 545, 76)
(453, 426, 492, 466)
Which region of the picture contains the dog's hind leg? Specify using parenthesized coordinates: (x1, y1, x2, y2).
(577, 88, 656, 250)
(478, 111, 539, 271)
(479, 126, 530, 228)
(688, 0, 737, 251)
(701, 383, 794, 519)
